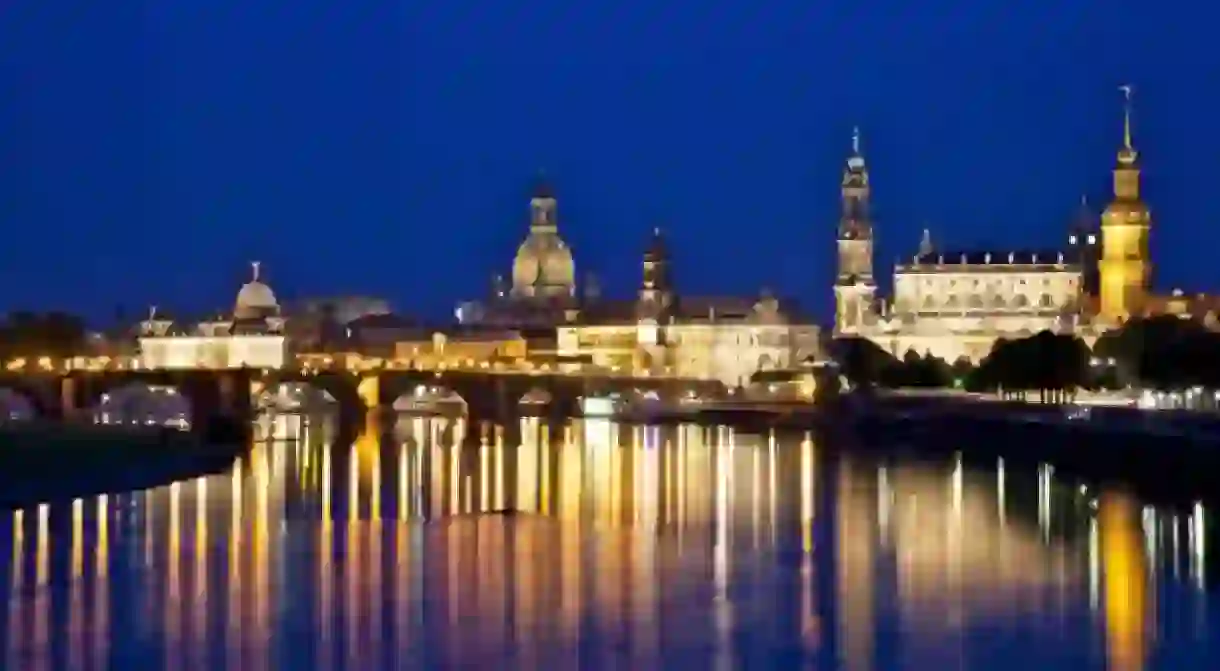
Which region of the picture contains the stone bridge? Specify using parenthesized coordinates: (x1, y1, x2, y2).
(0, 368, 728, 426)
(260, 368, 729, 420)
(0, 369, 254, 429)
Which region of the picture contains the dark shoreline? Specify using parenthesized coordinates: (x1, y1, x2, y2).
(0, 421, 246, 509)
(833, 396, 1220, 507)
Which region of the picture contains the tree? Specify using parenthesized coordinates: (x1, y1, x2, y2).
(828, 336, 899, 388)
(1094, 316, 1220, 389)
(968, 331, 1090, 401)
(0, 311, 88, 359)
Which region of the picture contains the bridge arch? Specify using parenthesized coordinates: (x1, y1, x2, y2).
(91, 382, 192, 428)
(391, 383, 469, 417)
(518, 387, 553, 416)
(258, 371, 363, 414)
(253, 379, 339, 412)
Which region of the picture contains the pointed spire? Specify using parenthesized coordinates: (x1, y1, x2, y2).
(1117, 84, 1138, 165)
(251, 260, 261, 282)
(1120, 84, 1133, 149)
(918, 228, 933, 257)
(846, 126, 866, 171)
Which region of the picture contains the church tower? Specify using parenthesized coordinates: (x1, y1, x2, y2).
(834, 127, 877, 336)
(637, 227, 674, 347)
(1099, 86, 1152, 322)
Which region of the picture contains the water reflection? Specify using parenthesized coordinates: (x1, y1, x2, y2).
(0, 413, 1216, 669)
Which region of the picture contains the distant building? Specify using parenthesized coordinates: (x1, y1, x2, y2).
(556, 229, 822, 387)
(137, 262, 288, 369)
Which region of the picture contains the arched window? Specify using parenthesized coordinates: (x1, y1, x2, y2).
(967, 293, 985, 310)
(1012, 294, 1030, 309)
(1038, 293, 1053, 309)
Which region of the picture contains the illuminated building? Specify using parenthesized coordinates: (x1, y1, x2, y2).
(511, 178, 577, 300)
(1098, 85, 1151, 324)
(835, 88, 1220, 362)
(557, 229, 822, 387)
(832, 128, 1086, 363)
(449, 177, 822, 384)
(137, 262, 288, 370)
(392, 328, 529, 364)
(457, 178, 582, 329)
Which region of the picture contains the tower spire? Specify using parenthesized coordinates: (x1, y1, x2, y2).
(251, 260, 261, 282)
(846, 126, 865, 171)
(1117, 84, 1138, 165)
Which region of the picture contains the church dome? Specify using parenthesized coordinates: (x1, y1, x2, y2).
(234, 262, 279, 318)
(512, 232, 575, 296)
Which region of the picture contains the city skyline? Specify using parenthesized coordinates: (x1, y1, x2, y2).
(1, 1, 1214, 323)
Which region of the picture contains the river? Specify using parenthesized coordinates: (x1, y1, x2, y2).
(0, 411, 1216, 669)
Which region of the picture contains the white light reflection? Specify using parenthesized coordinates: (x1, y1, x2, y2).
(1192, 502, 1206, 591)
(951, 452, 963, 518)
(1038, 464, 1053, 541)
(1089, 516, 1100, 611)
(996, 457, 1006, 526)
(878, 466, 891, 545)
(713, 426, 734, 671)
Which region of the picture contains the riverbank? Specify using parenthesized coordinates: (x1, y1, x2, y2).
(839, 392, 1220, 505)
(0, 421, 247, 508)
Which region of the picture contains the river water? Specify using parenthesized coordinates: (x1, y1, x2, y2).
(0, 412, 1216, 670)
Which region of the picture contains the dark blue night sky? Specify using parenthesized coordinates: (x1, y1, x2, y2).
(0, 2, 1215, 324)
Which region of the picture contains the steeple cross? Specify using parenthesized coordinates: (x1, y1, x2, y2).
(1119, 84, 1134, 149)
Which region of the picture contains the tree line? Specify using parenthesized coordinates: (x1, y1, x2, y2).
(831, 315, 1220, 397)
(0, 311, 90, 360)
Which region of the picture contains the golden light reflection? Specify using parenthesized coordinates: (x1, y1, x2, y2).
(7, 510, 22, 671)
(167, 481, 182, 670)
(0, 415, 1213, 668)
(1101, 491, 1150, 671)
(34, 503, 48, 666)
(320, 443, 334, 670)
(194, 477, 209, 668)
(68, 499, 83, 670)
(227, 458, 243, 669)
(94, 495, 110, 666)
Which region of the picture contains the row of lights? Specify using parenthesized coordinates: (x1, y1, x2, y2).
(4, 353, 692, 381)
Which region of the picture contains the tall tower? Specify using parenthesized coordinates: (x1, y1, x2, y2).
(1099, 86, 1152, 322)
(834, 127, 877, 336)
(637, 227, 674, 346)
